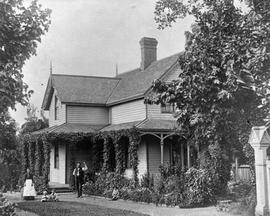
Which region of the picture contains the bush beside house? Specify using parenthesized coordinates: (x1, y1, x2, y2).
(82, 165, 215, 208)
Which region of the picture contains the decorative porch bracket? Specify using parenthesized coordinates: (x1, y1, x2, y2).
(249, 126, 270, 216)
(140, 131, 191, 167)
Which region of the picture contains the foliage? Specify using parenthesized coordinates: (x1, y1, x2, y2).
(230, 180, 255, 199)
(20, 104, 49, 135)
(0, 0, 51, 114)
(99, 128, 141, 184)
(82, 172, 132, 196)
(0, 112, 20, 191)
(150, 0, 270, 194)
(140, 173, 154, 189)
(82, 181, 101, 196)
(0, 193, 16, 216)
(225, 181, 256, 216)
(181, 168, 214, 207)
(20, 134, 51, 192)
(128, 188, 153, 203)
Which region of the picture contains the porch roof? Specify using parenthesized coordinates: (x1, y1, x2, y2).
(100, 119, 178, 132)
(100, 121, 141, 132)
(32, 119, 178, 135)
(137, 119, 178, 132)
(32, 123, 106, 135)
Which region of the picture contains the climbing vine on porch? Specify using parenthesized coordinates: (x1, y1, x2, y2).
(20, 127, 141, 192)
(99, 128, 141, 184)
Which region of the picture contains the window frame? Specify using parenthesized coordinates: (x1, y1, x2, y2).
(161, 103, 175, 114)
(54, 95, 59, 120)
(54, 143, 59, 169)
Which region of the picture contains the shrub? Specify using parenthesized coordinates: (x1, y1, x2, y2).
(120, 187, 131, 200)
(128, 188, 152, 203)
(0, 193, 16, 216)
(83, 172, 132, 197)
(34, 176, 47, 195)
(164, 192, 180, 207)
(103, 189, 113, 199)
(140, 173, 154, 189)
(181, 168, 214, 207)
(231, 181, 254, 199)
(82, 181, 102, 196)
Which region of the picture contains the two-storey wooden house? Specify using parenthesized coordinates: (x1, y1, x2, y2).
(39, 37, 196, 186)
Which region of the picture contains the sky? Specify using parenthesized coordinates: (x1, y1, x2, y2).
(11, 0, 194, 126)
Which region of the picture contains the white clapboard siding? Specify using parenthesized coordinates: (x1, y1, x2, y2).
(67, 106, 109, 125)
(49, 89, 66, 127)
(147, 104, 175, 120)
(111, 99, 146, 124)
(49, 144, 66, 184)
(138, 140, 147, 180)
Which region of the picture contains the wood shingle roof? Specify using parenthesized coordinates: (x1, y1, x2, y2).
(42, 53, 181, 110)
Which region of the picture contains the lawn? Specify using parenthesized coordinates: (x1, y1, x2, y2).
(17, 201, 149, 216)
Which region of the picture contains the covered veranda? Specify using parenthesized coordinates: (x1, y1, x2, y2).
(21, 119, 197, 191)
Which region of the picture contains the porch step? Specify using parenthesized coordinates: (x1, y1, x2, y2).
(48, 187, 73, 193)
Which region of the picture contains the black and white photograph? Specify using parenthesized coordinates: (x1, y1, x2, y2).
(0, 0, 270, 215)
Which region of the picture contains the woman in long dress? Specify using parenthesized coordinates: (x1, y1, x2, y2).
(22, 168, 36, 200)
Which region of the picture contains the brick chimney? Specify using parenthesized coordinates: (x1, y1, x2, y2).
(140, 37, 158, 70)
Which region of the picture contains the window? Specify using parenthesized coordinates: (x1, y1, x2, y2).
(54, 96, 59, 120)
(124, 143, 131, 169)
(54, 144, 59, 169)
(161, 103, 175, 113)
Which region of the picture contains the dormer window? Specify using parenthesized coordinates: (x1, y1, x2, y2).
(55, 96, 59, 120)
(161, 103, 175, 114)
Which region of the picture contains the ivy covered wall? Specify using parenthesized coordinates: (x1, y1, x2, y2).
(20, 128, 141, 191)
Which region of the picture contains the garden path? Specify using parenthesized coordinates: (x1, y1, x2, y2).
(59, 193, 240, 216)
(5, 192, 241, 216)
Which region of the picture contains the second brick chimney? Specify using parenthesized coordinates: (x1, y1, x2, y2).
(140, 37, 158, 70)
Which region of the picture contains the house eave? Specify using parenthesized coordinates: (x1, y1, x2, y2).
(106, 94, 144, 106)
(63, 102, 107, 107)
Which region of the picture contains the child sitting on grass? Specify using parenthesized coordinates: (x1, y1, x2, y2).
(41, 191, 48, 202)
(48, 189, 59, 202)
(111, 187, 119, 201)
(41, 189, 59, 202)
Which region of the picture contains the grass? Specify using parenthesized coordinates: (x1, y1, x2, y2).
(17, 201, 149, 216)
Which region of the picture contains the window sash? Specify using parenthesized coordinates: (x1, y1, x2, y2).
(54, 144, 59, 169)
(161, 103, 175, 113)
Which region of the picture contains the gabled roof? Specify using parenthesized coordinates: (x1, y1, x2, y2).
(42, 53, 181, 110)
(42, 75, 120, 110)
(107, 53, 180, 105)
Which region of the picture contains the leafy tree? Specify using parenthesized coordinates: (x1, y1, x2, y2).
(150, 0, 270, 193)
(0, 112, 20, 191)
(20, 104, 48, 135)
(0, 0, 51, 114)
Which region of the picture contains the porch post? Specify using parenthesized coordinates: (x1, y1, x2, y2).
(181, 143, 184, 170)
(249, 126, 270, 216)
(187, 142, 191, 169)
(160, 134, 164, 165)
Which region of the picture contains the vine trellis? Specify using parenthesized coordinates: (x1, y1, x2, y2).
(20, 127, 141, 191)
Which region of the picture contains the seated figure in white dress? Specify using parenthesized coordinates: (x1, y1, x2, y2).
(22, 168, 37, 200)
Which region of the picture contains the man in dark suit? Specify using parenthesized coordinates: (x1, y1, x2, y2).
(73, 162, 88, 197)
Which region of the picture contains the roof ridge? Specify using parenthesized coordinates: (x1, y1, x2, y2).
(106, 78, 122, 104)
(117, 68, 141, 77)
(52, 74, 121, 80)
(116, 52, 182, 77)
